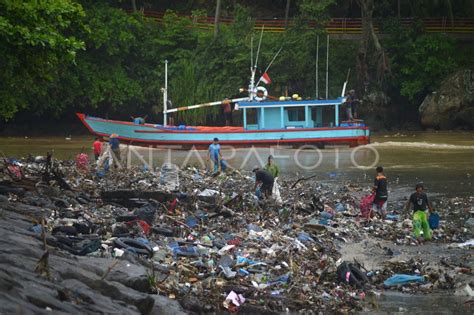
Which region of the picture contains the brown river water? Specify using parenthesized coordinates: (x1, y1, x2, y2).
(1, 131, 473, 197)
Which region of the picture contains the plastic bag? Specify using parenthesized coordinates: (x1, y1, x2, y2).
(383, 274, 425, 287)
(160, 163, 179, 190)
(428, 212, 440, 229)
(272, 178, 282, 204)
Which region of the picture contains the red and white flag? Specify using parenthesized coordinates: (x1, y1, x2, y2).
(260, 72, 271, 85)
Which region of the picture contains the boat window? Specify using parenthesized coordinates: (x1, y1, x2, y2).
(246, 108, 258, 124)
(287, 107, 305, 121)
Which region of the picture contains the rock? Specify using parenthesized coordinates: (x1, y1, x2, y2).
(419, 69, 474, 129)
(150, 295, 187, 315)
(465, 217, 474, 228)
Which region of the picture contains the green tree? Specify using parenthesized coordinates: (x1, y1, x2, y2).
(0, 0, 86, 120)
(383, 19, 457, 103)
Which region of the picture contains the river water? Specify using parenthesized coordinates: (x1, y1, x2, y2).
(1, 131, 473, 197)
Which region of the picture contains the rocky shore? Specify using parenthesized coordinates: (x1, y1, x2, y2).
(0, 157, 472, 314)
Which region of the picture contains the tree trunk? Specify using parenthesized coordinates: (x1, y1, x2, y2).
(214, 0, 222, 39)
(284, 0, 291, 29)
(131, 0, 137, 12)
(356, 0, 388, 92)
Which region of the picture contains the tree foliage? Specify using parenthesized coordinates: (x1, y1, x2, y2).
(0, 0, 86, 119)
(0, 0, 467, 126)
(382, 19, 457, 102)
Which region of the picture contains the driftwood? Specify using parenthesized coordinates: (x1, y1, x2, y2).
(101, 190, 178, 207)
(290, 174, 318, 189)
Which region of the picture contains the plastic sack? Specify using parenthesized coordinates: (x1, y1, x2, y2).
(429, 212, 440, 229)
(383, 274, 425, 287)
(160, 163, 179, 191)
(75, 153, 89, 173)
(337, 261, 369, 288)
(360, 193, 375, 218)
(272, 178, 282, 204)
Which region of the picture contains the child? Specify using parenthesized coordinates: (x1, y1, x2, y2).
(372, 166, 388, 219)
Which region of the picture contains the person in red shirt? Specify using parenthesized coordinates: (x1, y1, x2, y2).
(92, 137, 102, 160)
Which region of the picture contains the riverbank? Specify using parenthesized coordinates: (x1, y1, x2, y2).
(0, 157, 472, 314)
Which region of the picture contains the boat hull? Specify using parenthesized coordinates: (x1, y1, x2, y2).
(77, 113, 370, 149)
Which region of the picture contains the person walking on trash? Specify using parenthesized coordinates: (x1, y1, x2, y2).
(372, 166, 388, 219)
(253, 167, 274, 199)
(264, 155, 280, 178)
(404, 183, 434, 243)
(207, 137, 222, 173)
(92, 137, 102, 161)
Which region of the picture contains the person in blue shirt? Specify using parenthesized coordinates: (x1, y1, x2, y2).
(207, 137, 222, 173)
(109, 134, 121, 167)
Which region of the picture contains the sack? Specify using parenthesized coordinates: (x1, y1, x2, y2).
(160, 163, 179, 190)
(360, 193, 375, 218)
(272, 178, 282, 204)
(428, 212, 440, 229)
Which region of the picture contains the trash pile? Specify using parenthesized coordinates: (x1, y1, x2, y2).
(1, 155, 473, 313)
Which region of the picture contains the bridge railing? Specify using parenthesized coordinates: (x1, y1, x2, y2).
(132, 10, 474, 34)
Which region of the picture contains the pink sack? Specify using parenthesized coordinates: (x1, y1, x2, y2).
(75, 153, 89, 173)
(360, 193, 375, 219)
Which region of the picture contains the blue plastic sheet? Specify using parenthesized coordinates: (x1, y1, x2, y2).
(297, 232, 315, 243)
(383, 274, 425, 287)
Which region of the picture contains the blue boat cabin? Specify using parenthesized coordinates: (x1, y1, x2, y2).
(237, 98, 347, 130)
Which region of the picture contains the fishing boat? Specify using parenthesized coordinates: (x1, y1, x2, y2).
(77, 99, 369, 149)
(77, 34, 370, 149)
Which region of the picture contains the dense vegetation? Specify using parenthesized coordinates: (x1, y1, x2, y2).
(0, 0, 473, 129)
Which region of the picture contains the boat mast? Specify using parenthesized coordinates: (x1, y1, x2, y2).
(341, 68, 350, 97)
(326, 35, 329, 99)
(249, 26, 264, 101)
(163, 60, 168, 126)
(315, 35, 319, 99)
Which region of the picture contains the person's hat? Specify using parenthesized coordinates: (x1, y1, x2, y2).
(213, 137, 219, 142)
(292, 94, 299, 99)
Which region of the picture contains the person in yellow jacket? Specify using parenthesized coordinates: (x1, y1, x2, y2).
(264, 155, 280, 178)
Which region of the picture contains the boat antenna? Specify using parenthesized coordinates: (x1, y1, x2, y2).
(163, 59, 168, 126)
(255, 46, 282, 86)
(254, 25, 264, 70)
(250, 35, 254, 70)
(341, 68, 351, 97)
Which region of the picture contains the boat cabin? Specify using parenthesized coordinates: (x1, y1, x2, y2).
(236, 97, 347, 130)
